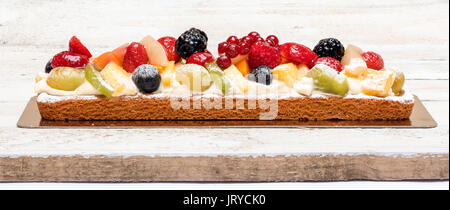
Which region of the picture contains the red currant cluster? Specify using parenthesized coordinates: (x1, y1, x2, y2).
(216, 31, 279, 69)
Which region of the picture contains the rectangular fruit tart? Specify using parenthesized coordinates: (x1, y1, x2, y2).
(35, 28, 414, 121)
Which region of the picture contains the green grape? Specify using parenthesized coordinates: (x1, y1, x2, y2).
(391, 71, 405, 95)
(47, 67, 85, 91)
(175, 64, 212, 92)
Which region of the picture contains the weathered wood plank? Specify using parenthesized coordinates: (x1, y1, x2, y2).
(0, 154, 448, 182)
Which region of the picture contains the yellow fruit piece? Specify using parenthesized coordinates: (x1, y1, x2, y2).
(35, 72, 46, 83)
(224, 65, 249, 93)
(297, 64, 309, 78)
(272, 63, 300, 88)
(101, 62, 130, 89)
(155, 65, 165, 73)
(236, 59, 250, 76)
(343, 58, 368, 79)
(342, 44, 368, 79)
(361, 69, 394, 97)
(100, 62, 137, 96)
(161, 61, 176, 87)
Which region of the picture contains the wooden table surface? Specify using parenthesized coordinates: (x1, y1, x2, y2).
(0, 0, 448, 183)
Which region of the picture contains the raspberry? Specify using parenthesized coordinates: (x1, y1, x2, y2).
(225, 44, 240, 58)
(158, 36, 179, 62)
(362, 51, 384, 70)
(216, 55, 231, 69)
(123, 42, 149, 73)
(248, 41, 281, 69)
(265, 35, 279, 46)
(280, 42, 318, 68)
(313, 57, 343, 72)
(226, 36, 239, 44)
(51, 51, 89, 68)
(218, 42, 229, 54)
(69, 36, 92, 58)
(186, 51, 214, 66)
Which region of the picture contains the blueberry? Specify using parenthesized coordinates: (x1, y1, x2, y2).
(248, 65, 273, 85)
(132, 64, 161, 93)
(45, 58, 53, 73)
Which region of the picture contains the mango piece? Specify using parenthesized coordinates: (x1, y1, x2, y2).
(272, 63, 300, 88)
(361, 69, 394, 97)
(236, 59, 250, 76)
(161, 61, 176, 86)
(342, 44, 368, 79)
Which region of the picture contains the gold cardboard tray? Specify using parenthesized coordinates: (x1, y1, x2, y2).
(17, 95, 436, 128)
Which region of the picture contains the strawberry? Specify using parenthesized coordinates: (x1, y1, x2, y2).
(248, 41, 281, 69)
(51, 51, 89, 68)
(313, 57, 343, 72)
(362, 51, 384, 70)
(186, 51, 214, 66)
(69, 36, 92, 58)
(157, 36, 179, 62)
(123, 42, 149, 73)
(280, 43, 318, 68)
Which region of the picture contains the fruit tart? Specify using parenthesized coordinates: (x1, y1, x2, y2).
(35, 28, 414, 121)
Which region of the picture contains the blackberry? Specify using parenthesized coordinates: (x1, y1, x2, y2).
(175, 28, 208, 59)
(248, 65, 273, 85)
(313, 38, 345, 61)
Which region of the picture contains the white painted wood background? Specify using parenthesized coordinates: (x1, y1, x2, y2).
(0, 0, 448, 187)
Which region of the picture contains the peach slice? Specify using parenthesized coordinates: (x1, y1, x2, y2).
(140, 35, 169, 67)
(92, 51, 122, 69)
(112, 43, 129, 65)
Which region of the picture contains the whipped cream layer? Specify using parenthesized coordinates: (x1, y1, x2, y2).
(36, 64, 414, 104)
